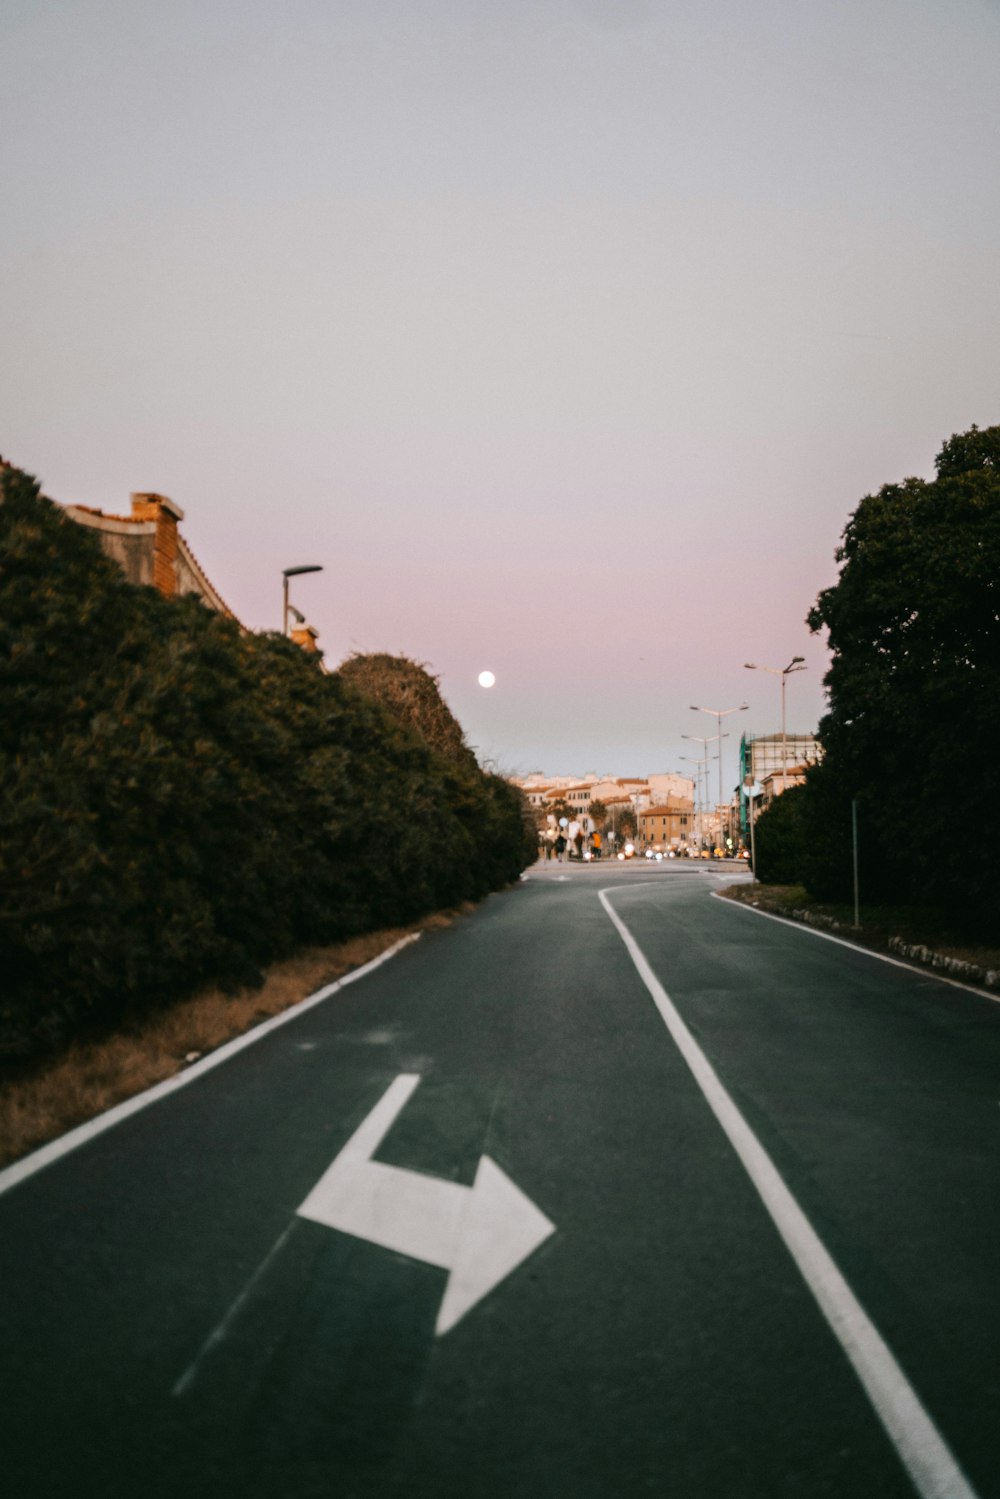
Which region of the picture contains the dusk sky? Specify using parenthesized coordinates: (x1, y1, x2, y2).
(4, 0, 999, 788)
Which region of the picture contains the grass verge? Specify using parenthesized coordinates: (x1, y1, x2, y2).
(0, 907, 469, 1170)
(716, 883, 1000, 993)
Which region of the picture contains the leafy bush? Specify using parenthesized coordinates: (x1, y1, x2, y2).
(749, 783, 808, 885)
(338, 652, 478, 768)
(0, 470, 533, 1061)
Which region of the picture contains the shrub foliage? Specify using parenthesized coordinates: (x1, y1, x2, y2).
(0, 470, 533, 1060)
(749, 783, 808, 886)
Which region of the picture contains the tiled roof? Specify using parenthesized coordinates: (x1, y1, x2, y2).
(68, 504, 147, 524)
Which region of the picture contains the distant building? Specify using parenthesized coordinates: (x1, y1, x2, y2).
(1, 459, 334, 657)
(547, 782, 597, 813)
(511, 769, 698, 844)
(759, 763, 810, 810)
(739, 732, 821, 835)
(740, 732, 821, 786)
(588, 777, 651, 812)
(638, 797, 696, 851)
(63, 492, 239, 619)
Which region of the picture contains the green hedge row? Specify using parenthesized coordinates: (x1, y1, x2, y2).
(0, 470, 535, 1061)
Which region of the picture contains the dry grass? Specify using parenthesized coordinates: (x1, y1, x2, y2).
(0, 907, 468, 1170)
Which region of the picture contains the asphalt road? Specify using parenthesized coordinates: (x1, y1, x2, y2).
(2, 861, 998, 1499)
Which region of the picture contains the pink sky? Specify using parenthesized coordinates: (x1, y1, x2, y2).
(4, 1, 999, 783)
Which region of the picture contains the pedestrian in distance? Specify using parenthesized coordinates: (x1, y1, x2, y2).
(554, 833, 566, 862)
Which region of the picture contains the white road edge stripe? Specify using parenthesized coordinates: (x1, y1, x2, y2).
(711, 891, 1000, 1005)
(0, 933, 422, 1199)
(599, 886, 979, 1499)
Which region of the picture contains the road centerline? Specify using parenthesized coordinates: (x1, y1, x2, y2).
(598, 882, 979, 1499)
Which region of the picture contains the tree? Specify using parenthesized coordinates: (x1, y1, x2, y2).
(588, 799, 608, 832)
(338, 652, 477, 770)
(613, 805, 637, 841)
(805, 422, 1000, 930)
(750, 784, 809, 885)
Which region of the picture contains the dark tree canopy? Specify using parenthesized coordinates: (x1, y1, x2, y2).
(934, 422, 1000, 479)
(749, 783, 808, 885)
(803, 422, 1000, 928)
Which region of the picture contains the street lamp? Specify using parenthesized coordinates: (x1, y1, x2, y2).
(690, 703, 748, 836)
(282, 564, 323, 636)
(682, 734, 724, 850)
(678, 756, 703, 850)
(744, 657, 806, 792)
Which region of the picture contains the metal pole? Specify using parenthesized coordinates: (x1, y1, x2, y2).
(748, 789, 757, 883)
(282, 564, 323, 639)
(781, 672, 787, 793)
(852, 798, 860, 928)
(690, 705, 748, 848)
(744, 662, 802, 798)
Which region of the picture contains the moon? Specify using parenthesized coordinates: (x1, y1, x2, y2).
(478, 670, 496, 688)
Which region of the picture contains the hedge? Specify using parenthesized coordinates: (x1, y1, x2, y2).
(0, 469, 534, 1061)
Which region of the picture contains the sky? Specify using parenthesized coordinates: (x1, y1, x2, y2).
(4, 0, 1000, 789)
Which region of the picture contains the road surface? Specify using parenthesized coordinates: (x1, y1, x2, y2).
(2, 861, 998, 1498)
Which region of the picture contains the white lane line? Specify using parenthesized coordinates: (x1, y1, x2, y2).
(0, 934, 422, 1199)
(599, 886, 979, 1499)
(712, 892, 1000, 1006)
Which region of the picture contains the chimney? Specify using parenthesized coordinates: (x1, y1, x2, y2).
(130, 493, 184, 597)
(290, 623, 322, 654)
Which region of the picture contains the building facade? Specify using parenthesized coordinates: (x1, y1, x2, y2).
(65, 493, 238, 620)
(638, 797, 696, 851)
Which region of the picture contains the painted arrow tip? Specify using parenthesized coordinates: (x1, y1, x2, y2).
(435, 1155, 555, 1336)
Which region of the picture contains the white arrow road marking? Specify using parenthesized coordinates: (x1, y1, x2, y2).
(297, 1074, 555, 1335)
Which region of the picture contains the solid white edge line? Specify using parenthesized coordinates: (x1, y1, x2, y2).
(0, 933, 422, 1199)
(599, 885, 979, 1499)
(711, 891, 1000, 1005)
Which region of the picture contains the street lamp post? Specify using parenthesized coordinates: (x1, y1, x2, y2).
(744, 657, 806, 792)
(683, 737, 722, 857)
(282, 564, 324, 636)
(745, 780, 760, 883)
(632, 786, 644, 843)
(679, 756, 705, 851)
(690, 702, 748, 848)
